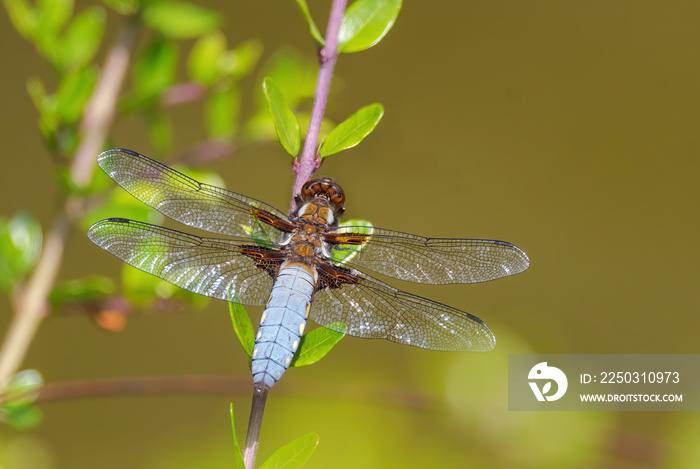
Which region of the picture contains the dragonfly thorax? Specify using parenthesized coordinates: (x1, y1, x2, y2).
(283, 223, 327, 265)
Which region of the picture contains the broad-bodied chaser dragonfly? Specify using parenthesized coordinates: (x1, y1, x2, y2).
(88, 149, 529, 389)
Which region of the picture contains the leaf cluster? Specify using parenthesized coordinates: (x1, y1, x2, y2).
(265, 0, 401, 160)
(0, 369, 44, 430)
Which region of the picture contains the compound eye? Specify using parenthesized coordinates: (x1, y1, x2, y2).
(299, 178, 345, 211)
(332, 189, 345, 206)
(300, 179, 315, 198)
(301, 178, 329, 198)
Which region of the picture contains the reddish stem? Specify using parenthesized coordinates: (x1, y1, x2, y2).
(289, 0, 348, 214)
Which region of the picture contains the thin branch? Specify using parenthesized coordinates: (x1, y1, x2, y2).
(243, 384, 269, 469)
(290, 0, 348, 213)
(0, 216, 70, 386)
(36, 375, 251, 401)
(0, 17, 139, 388)
(70, 15, 139, 188)
(30, 375, 439, 413)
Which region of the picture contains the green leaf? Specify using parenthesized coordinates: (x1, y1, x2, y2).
(2, 403, 43, 429)
(37, 98, 59, 149)
(291, 323, 346, 367)
(26, 77, 47, 113)
(1, 369, 44, 429)
(2, 369, 43, 406)
(36, 0, 73, 34)
(338, 0, 402, 53)
(205, 87, 239, 140)
(260, 48, 317, 109)
(229, 302, 254, 360)
(188, 31, 227, 85)
(294, 0, 325, 45)
(319, 103, 384, 157)
(55, 66, 98, 123)
(142, 1, 221, 39)
(329, 219, 373, 264)
(188, 35, 261, 86)
(230, 403, 245, 469)
(133, 37, 178, 97)
(263, 77, 300, 157)
(219, 39, 263, 80)
(27, 79, 61, 151)
(259, 433, 319, 469)
(4, 0, 37, 39)
(56, 124, 80, 156)
(0, 213, 42, 292)
(49, 275, 115, 307)
(59, 6, 106, 70)
(146, 110, 173, 154)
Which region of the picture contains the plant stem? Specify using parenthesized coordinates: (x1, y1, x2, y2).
(70, 15, 138, 188)
(34, 375, 251, 401)
(25, 376, 437, 413)
(0, 17, 138, 388)
(0, 215, 70, 386)
(239, 2, 349, 465)
(290, 0, 348, 212)
(243, 383, 269, 469)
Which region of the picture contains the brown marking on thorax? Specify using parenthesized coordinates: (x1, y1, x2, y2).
(293, 243, 314, 257)
(298, 202, 333, 225)
(284, 222, 325, 265)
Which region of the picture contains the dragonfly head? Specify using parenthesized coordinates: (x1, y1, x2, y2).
(295, 178, 346, 225)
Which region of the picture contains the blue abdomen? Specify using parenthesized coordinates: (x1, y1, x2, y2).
(251, 264, 316, 389)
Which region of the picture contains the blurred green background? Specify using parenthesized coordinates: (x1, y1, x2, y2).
(1, 1, 700, 468)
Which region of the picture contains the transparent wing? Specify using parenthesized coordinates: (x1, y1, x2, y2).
(309, 266, 495, 351)
(97, 148, 290, 244)
(326, 226, 529, 285)
(88, 218, 279, 305)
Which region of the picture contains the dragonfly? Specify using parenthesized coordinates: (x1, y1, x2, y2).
(88, 148, 530, 390)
